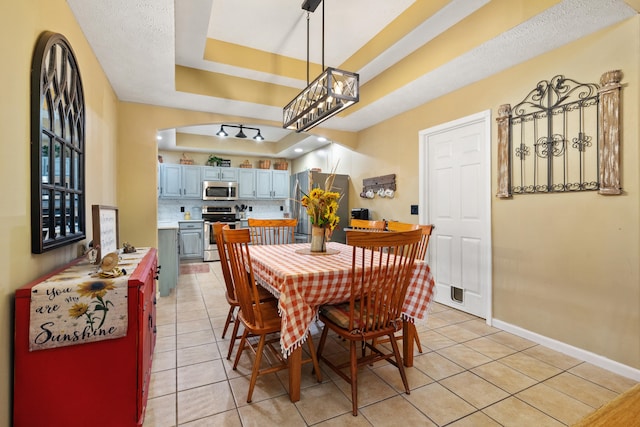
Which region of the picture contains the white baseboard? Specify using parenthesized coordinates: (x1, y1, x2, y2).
(491, 318, 640, 382)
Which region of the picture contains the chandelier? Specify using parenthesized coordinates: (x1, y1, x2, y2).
(282, 0, 359, 133)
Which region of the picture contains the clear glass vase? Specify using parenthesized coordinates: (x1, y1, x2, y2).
(310, 225, 326, 252)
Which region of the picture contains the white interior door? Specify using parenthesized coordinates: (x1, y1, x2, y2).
(419, 111, 492, 319)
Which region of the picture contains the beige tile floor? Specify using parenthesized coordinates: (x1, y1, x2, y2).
(143, 262, 638, 426)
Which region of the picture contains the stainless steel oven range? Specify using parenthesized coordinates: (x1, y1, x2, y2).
(202, 206, 240, 261)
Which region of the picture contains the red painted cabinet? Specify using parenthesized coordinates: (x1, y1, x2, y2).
(13, 248, 158, 427)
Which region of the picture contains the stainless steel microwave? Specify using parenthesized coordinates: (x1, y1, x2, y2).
(202, 181, 238, 201)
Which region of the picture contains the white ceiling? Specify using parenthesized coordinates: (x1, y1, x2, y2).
(66, 0, 636, 158)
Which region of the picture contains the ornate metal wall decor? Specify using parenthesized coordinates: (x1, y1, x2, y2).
(496, 71, 622, 198)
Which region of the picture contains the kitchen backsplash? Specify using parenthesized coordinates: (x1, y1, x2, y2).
(158, 199, 289, 222)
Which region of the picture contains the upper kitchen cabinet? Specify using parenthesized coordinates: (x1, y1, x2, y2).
(256, 170, 289, 199)
(237, 169, 288, 200)
(271, 170, 289, 198)
(202, 166, 237, 182)
(159, 164, 202, 199)
(237, 169, 257, 199)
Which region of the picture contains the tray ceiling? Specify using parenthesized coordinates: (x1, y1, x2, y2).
(67, 0, 636, 158)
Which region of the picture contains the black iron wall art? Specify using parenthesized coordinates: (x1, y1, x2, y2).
(496, 70, 622, 197)
(31, 31, 86, 253)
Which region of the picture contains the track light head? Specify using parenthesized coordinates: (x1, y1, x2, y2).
(254, 130, 264, 141)
(235, 126, 247, 138)
(216, 126, 228, 137)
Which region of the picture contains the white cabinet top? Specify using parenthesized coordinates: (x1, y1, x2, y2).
(158, 222, 179, 230)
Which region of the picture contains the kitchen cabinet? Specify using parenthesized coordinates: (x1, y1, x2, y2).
(160, 163, 181, 197)
(238, 169, 257, 199)
(255, 170, 272, 198)
(182, 165, 203, 198)
(179, 221, 204, 260)
(256, 170, 289, 199)
(203, 166, 237, 181)
(271, 170, 289, 198)
(159, 164, 202, 199)
(158, 227, 179, 296)
(238, 169, 289, 200)
(13, 249, 158, 426)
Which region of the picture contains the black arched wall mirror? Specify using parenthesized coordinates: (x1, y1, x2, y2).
(31, 31, 86, 253)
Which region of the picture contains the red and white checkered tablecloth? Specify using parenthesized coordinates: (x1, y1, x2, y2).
(249, 242, 435, 356)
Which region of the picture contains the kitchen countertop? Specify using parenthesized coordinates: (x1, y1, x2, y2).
(158, 219, 204, 230)
(158, 222, 179, 230)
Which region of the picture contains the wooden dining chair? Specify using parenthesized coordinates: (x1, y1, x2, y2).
(386, 221, 419, 232)
(212, 222, 276, 360)
(349, 218, 386, 231)
(222, 226, 322, 403)
(387, 222, 434, 260)
(316, 228, 423, 416)
(376, 222, 435, 353)
(247, 218, 297, 245)
(415, 224, 434, 260)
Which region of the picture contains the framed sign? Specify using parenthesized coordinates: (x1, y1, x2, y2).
(91, 205, 119, 262)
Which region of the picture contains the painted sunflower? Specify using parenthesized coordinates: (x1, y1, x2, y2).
(76, 280, 115, 299)
(68, 303, 89, 319)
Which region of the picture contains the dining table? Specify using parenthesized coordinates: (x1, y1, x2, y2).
(248, 241, 436, 402)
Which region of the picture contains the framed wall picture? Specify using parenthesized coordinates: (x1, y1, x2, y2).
(91, 205, 119, 263)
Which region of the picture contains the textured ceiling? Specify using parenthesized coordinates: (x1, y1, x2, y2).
(66, 0, 636, 158)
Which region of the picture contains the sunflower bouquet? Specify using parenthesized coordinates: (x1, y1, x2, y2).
(300, 169, 342, 237)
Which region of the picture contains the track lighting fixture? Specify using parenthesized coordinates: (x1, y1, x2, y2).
(215, 124, 264, 141)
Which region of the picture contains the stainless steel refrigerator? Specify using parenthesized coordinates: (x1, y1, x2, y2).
(290, 170, 350, 244)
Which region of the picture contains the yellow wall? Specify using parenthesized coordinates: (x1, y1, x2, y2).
(0, 1, 119, 426)
(346, 18, 640, 369)
(2, 3, 639, 426)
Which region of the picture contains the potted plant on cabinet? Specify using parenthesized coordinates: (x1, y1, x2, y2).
(207, 154, 223, 166)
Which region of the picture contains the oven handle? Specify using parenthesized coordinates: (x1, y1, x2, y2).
(202, 220, 238, 242)
(206, 221, 224, 249)
(203, 221, 213, 247)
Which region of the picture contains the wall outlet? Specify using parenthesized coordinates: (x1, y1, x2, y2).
(180, 206, 185, 212)
(248, 206, 252, 212)
(410, 205, 419, 215)
(280, 206, 284, 211)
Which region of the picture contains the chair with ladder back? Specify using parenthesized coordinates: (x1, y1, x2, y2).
(247, 218, 297, 245)
(380, 221, 435, 353)
(223, 226, 322, 403)
(212, 222, 276, 360)
(349, 218, 386, 231)
(316, 228, 423, 415)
